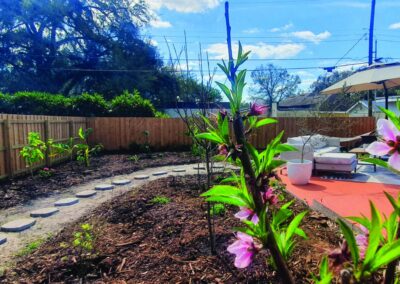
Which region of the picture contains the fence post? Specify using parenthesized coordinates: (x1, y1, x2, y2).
(69, 121, 74, 140)
(44, 120, 51, 167)
(3, 119, 13, 178)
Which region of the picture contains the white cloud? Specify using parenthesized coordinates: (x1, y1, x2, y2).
(146, 0, 222, 13)
(206, 42, 305, 60)
(243, 28, 262, 34)
(148, 39, 158, 46)
(389, 22, 400, 30)
(291, 31, 331, 44)
(270, 23, 293, 33)
(150, 17, 172, 28)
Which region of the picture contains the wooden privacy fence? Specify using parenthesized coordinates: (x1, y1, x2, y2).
(0, 114, 87, 179)
(0, 114, 376, 180)
(87, 116, 377, 151)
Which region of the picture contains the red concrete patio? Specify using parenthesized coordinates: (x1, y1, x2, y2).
(280, 174, 400, 218)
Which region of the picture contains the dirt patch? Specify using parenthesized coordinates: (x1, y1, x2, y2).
(0, 152, 199, 210)
(1, 175, 342, 283)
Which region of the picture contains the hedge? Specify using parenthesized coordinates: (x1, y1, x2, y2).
(0, 91, 167, 117)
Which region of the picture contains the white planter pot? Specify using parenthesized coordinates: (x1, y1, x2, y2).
(287, 159, 313, 185)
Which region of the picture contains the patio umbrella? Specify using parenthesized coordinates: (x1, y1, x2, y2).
(321, 62, 400, 111)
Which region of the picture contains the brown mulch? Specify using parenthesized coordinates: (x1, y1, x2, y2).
(0, 152, 199, 210)
(1, 175, 342, 283)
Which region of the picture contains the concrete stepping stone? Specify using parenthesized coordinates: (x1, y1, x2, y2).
(134, 175, 150, 180)
(76, 190, 97, 198)
(55, 197, 79, 207)
(112, 179, 131, 186)
(1, 218, 36, 232)
(172, 168, 186, 173)
(0, 235, 6, 245)
(152, 171, 168, 176)
(95, 184, 114, 191)
(30, 207, 59, 218)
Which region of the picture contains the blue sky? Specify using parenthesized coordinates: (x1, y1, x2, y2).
(143, 0, 400, 98)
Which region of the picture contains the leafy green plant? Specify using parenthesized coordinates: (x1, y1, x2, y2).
(149, 196, 171, 205)
(38, 167, 53, 179)
(210, 203, 226, 216)
(128, 155, 140, 162)
(20, 132, 47, 176)
(16, 239, 45, 257)
(50, 137, 75, 161)
(311, 257, 333, 284)
(73, 223, 95, 256)
(110, 90, 157, 117)
(75, 127, 103, 167)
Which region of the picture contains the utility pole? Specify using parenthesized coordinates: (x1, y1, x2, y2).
(368, 0, 376, 117)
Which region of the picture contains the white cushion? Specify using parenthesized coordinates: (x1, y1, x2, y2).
(314, 153, 357, 165)
(287, 137, 304, 144)
(314, 146, 340, 155)
(310, 135, 327, 149)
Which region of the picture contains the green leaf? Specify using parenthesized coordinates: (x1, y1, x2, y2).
(362, 158, 389, 169)
(275, 144, 298, 154)
(363, 202, 382, 266)
(384, 191, 400, 215)
(205, 196, 247, 207)
(216, 82, 235, 110)
(255, 118, 277, 128)
(245, 142, 260, 172)
(195, 133, 224, 144)
(371, 240, 400, 271)
(286, 211, 307, 242)
(201, 185, 242, 197)
(338, 219, 359, 266)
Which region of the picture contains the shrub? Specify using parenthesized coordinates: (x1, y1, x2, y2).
(0, 93, 11, 113)
(9, 92, 72, 115)
(70, 93, 109, 117)
(20, 132, 47, 176)
(110, 90, 156, 117)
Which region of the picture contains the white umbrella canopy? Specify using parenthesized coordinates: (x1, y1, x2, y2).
(321, 63, 400, 111)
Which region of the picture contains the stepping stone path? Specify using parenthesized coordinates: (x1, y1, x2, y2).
(1, 218, 36, 232)
(55, 197, 79, 207)
(152, 171, 168, 176)
(172, 168, 186, 173)
(95, 184, 114, 191)
(76, 190, 97, 198)
(30, 207, 59, 218)
(112, 179, 131, 185)
(0, 235, 6, 245)
(134, 175, 150, 180)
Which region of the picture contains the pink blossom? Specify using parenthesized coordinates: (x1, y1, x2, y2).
(329, 240, 351, 265)
(43, 167, 50, 171)
(366, 119, 400, 171)
(249, 103, 267, 116)
(262, 187, 278, 205)
(227, 232, 260, 268)
(234, 207, 259, 224)
(219, 109, 228, 120)
(218, 144, 229, 156)
(355, 226, 369, 259)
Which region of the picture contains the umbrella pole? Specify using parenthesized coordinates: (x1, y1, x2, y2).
(383, 81, 389, 119)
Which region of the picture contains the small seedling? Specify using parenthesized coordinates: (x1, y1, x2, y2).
(38, 167, 53, 179)
(210, 203, 226, 216)
(73, 223, 95, 256)
(16, 239, 44, 257)
(20, 132, 47, 176)
(149, 196, 171, 205)
(128, 155, 140, 162)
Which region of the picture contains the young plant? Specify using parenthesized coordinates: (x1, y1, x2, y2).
(38, 167, 53, 179)
(20, 132, 47, 176)
(311, 257, 334, 284)
(210, 203, 226, 217)
(197, 4, 299, 281)
(72, 223, 95, 258)
(149, 196, 171, 205)
(51, 137, 75, 161)
(329, 199, 400, 283)
(75, 127, 103, 167)
(128, 155, 140, 163)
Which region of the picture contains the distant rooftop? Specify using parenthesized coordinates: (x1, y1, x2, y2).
(278, 93, 327, 110)
(163, 101, 231, 109)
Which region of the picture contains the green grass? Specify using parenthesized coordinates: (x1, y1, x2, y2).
(149, 196, 171, 205)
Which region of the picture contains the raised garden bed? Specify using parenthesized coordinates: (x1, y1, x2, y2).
(1, 175, 341, 283)
(0, 152, 199, 210)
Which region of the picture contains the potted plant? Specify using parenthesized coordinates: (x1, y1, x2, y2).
(286, 135, 314, 185)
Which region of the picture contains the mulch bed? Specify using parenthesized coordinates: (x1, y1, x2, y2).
(1, 175, 342, 283)
(0, 152, 199, 210)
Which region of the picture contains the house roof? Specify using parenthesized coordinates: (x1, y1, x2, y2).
(278, 93, 327, 109)
(347, 96, 400, 113)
